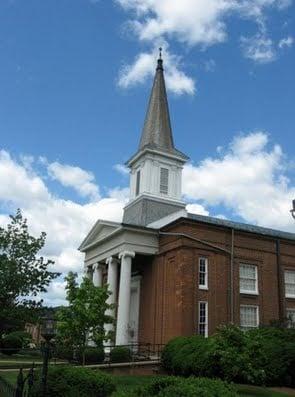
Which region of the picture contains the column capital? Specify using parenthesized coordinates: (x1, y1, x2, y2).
(119, 251, 135, 260)
(93, 262, 103, 270)
(106, 256, 120, 265)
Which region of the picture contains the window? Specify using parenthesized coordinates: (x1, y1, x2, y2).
(160, 167, 169, 195)
(285, 270, 295, 298)
(135, 170, 141, 196)
(199, 257, 208, 289)
(239, 264, 258, 294)
(240, 305, 259, 330)
(286, 309, 295, 328)
(198, 301, 208, 337)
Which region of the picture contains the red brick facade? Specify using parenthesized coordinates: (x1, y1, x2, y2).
(137, 218, 295, 345)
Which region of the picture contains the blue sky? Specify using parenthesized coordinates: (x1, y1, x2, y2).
(0, 0, 294, 305)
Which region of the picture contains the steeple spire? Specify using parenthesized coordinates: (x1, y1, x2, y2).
(123, 48, 188, 226)
(138, 49, 175, 154)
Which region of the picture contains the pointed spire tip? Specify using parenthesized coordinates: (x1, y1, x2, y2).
(157, 47, 163, 71)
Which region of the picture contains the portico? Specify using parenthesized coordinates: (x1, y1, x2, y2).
(79, 221, 158, 346)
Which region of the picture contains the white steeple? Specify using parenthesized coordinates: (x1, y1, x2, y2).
(123, 50, 189, 226)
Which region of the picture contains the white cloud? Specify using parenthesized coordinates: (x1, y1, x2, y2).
(278, 36, 294, 49)
(186, 203, 209, 216)
(0, 150, 128, 306)
(183, 131, 295, 231)
(118, 46, 195, 95)
(241, 33, 276, 63)
(47, 161, 100, 201)
(114, 163, 130, 176)
(115, 0, 292, 89)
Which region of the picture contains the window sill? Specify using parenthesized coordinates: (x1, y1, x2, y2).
(286, 295, 295, 299)
(199, 286, 208, 291)
(240, 291, 259, 296)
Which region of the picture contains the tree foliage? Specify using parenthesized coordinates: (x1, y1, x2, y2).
(57, 272, 115, 364)
(0, 209, 60, 333)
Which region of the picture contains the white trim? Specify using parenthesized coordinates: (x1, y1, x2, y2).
(127, 147, 187, 167)
(240, 304, 259, 330)
(284, 270, 295, 298)
(147, 209, 188, 229)
(124, 192, 185, 210)
(239, 263, 259, 295)
(198, 301, 208, 337)
(199, 257, 208, 290)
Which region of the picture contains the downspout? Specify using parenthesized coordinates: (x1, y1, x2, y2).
(276, 239, 285, 321)
(230, 229, 235, 324)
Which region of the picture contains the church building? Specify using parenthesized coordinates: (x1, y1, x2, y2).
(79, 54, 295, 346)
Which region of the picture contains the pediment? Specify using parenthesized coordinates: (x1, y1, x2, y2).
(79, 220, 121, 251)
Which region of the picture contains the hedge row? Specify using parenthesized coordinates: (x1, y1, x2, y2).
(54, 345, 132, 364)
(114, 376, 237, 397)
(161, 325, 295, 387)
(30, 366, 115, 397)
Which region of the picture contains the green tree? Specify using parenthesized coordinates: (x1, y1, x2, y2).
(0, 209, 60, 334)
(57, 272, 115, 365)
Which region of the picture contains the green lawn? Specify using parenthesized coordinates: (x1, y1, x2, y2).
(0, 372, 291, 396)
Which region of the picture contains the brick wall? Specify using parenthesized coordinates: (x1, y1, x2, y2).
(138, 218, 295, 345)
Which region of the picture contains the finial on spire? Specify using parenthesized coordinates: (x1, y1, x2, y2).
(157, 47, 163, 71)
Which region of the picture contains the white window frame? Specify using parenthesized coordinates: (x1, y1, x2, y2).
(160, 167, 169, 195)
(198, 257, 208, 290)
(286, 308, 295, 328)
(198, 301, 208, 337)
(284, 270, 295, 299)
(240, 305, 259, 330)
(239, 263, 258, 295)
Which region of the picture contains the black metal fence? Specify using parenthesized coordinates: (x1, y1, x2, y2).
(0, 343, 165, 396)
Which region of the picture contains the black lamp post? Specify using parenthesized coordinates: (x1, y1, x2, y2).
(291, 199, 295, 220)
(40, 315, 56, 397)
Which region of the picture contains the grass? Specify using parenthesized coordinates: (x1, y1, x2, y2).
(0, 370, 22, 385)
(0, 372, 292, 396)
(236, 384, 290, 397)
(0, 354, 66, 370)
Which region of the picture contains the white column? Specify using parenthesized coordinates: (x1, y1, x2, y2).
(105, 257, 119, 336)
(92, 263, 103, 287)
(115, 251, 135, 346)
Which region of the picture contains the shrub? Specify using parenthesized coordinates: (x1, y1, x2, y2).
(212, 324, 266, 385)
(30, 366, 116, 397)
(0, 334, 23, 355)
(76, 347, 105, 365)
(162, 335, 216, 377)
(7, 331, 32, 348)
(53, 344, 74, 361)
(161, 325, 295, 387)
(110, 346, 132, 363)
(246, 327, 295, 387)
(146, 377, 237, 397)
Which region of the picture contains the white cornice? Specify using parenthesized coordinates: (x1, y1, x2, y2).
(126, 147, 187, 167)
